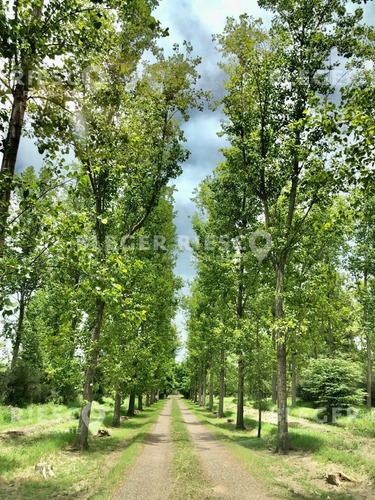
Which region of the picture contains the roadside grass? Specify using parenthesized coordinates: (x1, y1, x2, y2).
(184, 399, 375, 499)
(0, 398, 165, 499)
(168, 398, 213, 500)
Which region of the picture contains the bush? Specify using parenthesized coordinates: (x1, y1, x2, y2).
(2, 361, 51, 406)
(300, 357, 366, 422)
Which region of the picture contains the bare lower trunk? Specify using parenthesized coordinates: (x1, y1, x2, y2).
(11, 294, 25, 370)
(291, 354, 297, 407)
(236, 355, 245, 430)
(112, 390, 122, 427)
(201, 368, 207, 407)
(138, 394, 143, 411)
(127, 390, 136, 416)
(194, 375, 198, 403)
(208, 357, 214, 412)
(218, 349, 225, 418)
(366, 333, 372, 409)
(146, 393, 150, 406)
(257, 326, 262, 438)
(0, 86, 28, 257)
(76, 298, 105, 450)
(198, 367, 203, 405)
(271, 331, 277, 404)
(271, 373, 277, 405)
(275, 264, 288, 454)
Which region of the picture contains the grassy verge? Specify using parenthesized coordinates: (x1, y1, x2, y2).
(168, 398, 213, 500)
(184, 399, 375, 500)
(0, 398, 166, 500)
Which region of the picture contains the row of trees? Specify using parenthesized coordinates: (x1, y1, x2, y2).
(0, 0, 205, 450)
(185, 0, 375, 454)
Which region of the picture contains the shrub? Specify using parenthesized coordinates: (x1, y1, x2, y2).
(300, 357, 366, 422)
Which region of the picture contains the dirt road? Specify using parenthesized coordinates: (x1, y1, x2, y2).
(112, 397, 269, 500)
(177, 398, 269, 499)
(112, 399, 173, 500)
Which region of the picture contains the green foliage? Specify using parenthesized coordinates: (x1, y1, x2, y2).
(300, 357, 366, 414)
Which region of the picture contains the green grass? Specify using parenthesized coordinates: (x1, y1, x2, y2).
(168, 398, 213, 500)
(184, 398, 375, 499)
(0, 398, 166, 499)
(336, 409, 375, 438)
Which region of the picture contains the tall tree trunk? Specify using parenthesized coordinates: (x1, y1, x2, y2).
(271, 374, 277, 405)
(112, 390, 122, 427)
(257, 326, 262, 438)
(291, 354, 297, 407)
(198, 367, 203, 405)
(275, 263, 289, 454)
(327, 316, 334, 358)
(0, 0, 45, 256)
(76, 298, 105, 450)
(313, 344, 318, 360)
(236, 355, 245, 430)
(11, 293, 25, 370)
(208, 356, 214, 412)
(201, 367, 207, 407)
(271, 330, 277, 404)
(146, 393, 150, 406)
(127, 390, 136, 416)
(258, 403, 262, 439)
(0, 87, 28, 258)
(194, 375, 198, 403)
(364, 271, 372, 409)
(138, 394, 143, 411)
(218, 349, 225, 418)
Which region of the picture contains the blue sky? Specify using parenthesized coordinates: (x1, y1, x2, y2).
(152, 1, 272, 356)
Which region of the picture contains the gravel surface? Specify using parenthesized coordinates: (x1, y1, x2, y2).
(112, 399, 173, 500)
(177, 398, 270, 500)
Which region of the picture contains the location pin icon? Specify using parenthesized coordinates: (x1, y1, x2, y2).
(249, 229, 272, 262)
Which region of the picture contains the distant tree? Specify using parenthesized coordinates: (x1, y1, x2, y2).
(300, 357, 366, 422)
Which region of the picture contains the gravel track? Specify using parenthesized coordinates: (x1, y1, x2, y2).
(177, 398, 269, 500)
(112, 399, 173, 500)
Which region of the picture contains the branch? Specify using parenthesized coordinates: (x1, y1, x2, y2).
(282, 195, 316, 256)
(7, 179, 74, 226)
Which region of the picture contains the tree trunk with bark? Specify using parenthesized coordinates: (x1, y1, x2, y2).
(218, 349, 225, 418)
(146, 393, 150, 406)
(11, 293, 25, 370)
(112, 390, 122, 427)
(76, 298, 105, 450)
(201, 367, 207, 407)
(138, 394, 143, 411)
(127, 390, 136, 416)
(271, 330, 277, 404)
(271, 374, 277, 405)
(208, 356, 214, 412)
(275, 263, 289, 454)
(236, 355, 245, 430)
(0, 0, 45, 257)
(291, 354, 297, 407)
(364, 271, 372, 409)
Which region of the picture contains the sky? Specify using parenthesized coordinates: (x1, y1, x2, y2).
(151, 1, 272, 357)
(13, 0, 375, 360)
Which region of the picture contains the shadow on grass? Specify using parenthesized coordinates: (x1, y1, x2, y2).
(0, 454, 21, 475)
(184, 401, 331, 455)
